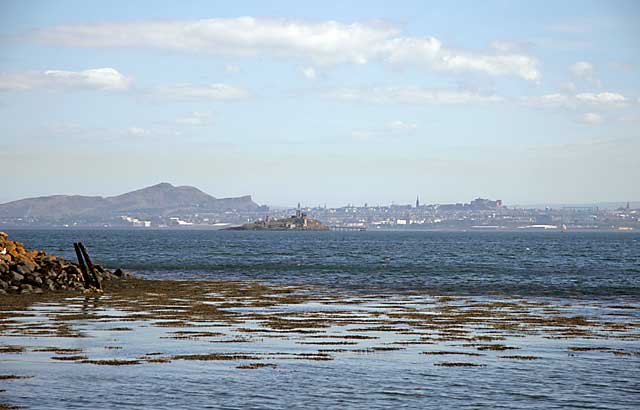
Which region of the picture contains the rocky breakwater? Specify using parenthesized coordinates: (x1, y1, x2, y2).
(0, 231, 130, 295)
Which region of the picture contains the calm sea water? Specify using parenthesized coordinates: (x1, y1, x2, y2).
(2, 229, 640, 410)
(6, 229, 640, 298)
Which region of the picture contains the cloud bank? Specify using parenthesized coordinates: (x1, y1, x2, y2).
(326, 87, 504, 105)
(522, 92, 628, 109)
(0, 68, 130, 91)
(29, 17, 541, 81)
(151, 83, 249, 101)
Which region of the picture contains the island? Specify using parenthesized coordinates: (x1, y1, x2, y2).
(227, 210, 329, 231)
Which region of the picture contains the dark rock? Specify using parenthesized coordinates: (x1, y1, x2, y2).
(9, 271, 24, 284)
(15, 263, 33, 276)
(64, 265, 81, 274)
(25, 274, 43, 286)
(114, 268, 124, 277)
(0, 279, 7, 290)
(20, 284, 33, 292)
(0, 260, 8, 274)
(25, 259, 38, 271)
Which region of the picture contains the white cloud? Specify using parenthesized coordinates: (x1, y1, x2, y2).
(575, 92, 625, 105)
(176, 111, 213, 126)
(570, 61, 594, 78)
(302, 66, 317, 79)
(127, 127, 146, 137)
(152, 83, 249, 101)
(570, 61, 602, 87)
(381, 37, 540, 82)
(522, 92, 628, 109)
(327, 87, 504, 105)
(387, 120, 417, 131)
(0, 67, 130, 91)
(31, 18, 394, 66)
(576, 113, 604, 125)
(30, 17, 541, 81)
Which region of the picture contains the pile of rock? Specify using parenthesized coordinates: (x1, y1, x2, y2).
(0, 231, 129, 295)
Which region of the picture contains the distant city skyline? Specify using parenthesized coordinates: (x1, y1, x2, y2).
(0, 180, 637, 211)
(1, 1, 639, 206)
(2, 180, 636, 230)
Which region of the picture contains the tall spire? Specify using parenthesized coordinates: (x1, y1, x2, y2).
(416, 195, 420, 208)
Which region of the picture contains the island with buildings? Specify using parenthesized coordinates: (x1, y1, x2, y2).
(227, 209, 329, 231)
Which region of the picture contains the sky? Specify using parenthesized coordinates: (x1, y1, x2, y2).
(1, 0, 639, 207)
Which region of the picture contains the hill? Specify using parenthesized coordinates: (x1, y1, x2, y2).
(0, 182, 259, 222)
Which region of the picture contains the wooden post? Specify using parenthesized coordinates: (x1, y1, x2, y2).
(78, 242, 101, 290)
(73, 242, 92, 289)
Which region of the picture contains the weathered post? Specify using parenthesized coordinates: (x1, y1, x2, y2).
(73, 242, 92, 289)
(78, 242, 101, 290)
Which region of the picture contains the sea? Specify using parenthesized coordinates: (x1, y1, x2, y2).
(1, 229, 639, 409)
(5, 229, 640, 298)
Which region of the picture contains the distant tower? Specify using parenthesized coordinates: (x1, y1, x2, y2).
(416, 195, 420, 209)
(297, 202, 301, 210)
(626, 202, 630, 211)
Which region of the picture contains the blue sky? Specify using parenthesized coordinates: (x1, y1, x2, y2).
(1, 0, 639, 207)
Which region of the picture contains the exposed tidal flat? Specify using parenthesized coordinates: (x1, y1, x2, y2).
(1, 230, 640, 409)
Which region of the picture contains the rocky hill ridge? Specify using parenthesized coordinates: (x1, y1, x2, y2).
(0, 182, 259, 221)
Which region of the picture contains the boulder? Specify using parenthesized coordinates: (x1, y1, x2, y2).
(15, 263, 34, 276)
(9, 271, 24, 284)
(0, 260, 8, 274)
(20, 283, 33, 292)
(25, 274, 43, 287)
(16, 255, 37, 271)
(64, 265, 82, 276)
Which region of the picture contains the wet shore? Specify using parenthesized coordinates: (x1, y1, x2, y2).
(2, 278, 639, 409)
